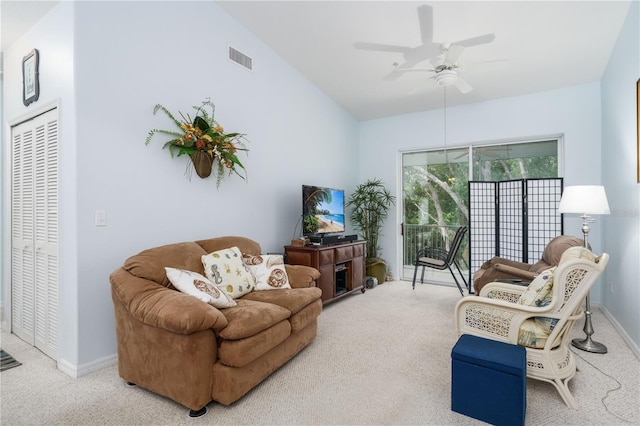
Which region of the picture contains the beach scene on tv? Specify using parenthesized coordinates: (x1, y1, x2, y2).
(302, 186, 345, 235)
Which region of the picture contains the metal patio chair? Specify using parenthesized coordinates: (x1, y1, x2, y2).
(412, 226, 468, 296)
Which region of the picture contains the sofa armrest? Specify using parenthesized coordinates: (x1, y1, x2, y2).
(285, 264, 320, 288)
(493, 264, 538, 281)
(110, 268, 228, 334)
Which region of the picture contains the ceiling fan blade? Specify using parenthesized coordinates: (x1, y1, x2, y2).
(445, 45, 465, 64)
(384, 66, 436, 81)
(395, 67, 436, 73)
(417, 5, 434, 45)
(466, 58, 508, 67)
(454, 76, 473, 94)
(354, 41, 411, 53)
(384, 69, 406, 81)
(452, 33, 495, 48)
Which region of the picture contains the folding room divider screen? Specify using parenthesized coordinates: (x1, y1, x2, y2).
(468, 178, 564, 292)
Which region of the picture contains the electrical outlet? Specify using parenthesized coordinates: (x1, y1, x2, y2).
(609, 281, 614, 294)
(95, 210, 107, 227)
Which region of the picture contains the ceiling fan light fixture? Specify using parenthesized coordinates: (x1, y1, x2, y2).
(435, 69, 458, 87)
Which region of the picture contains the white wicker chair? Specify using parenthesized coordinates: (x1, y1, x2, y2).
(454, 251, 609, 409)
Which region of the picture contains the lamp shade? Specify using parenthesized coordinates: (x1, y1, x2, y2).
(558, 185, 611, 215)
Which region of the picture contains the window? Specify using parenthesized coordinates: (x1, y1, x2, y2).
(473, 140, 558, 181)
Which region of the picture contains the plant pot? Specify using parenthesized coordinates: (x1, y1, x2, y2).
(190, 151, 213, 179)
(366, 258, 387, 286)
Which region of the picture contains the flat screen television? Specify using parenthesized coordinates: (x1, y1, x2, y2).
(302, 185, 345, 236)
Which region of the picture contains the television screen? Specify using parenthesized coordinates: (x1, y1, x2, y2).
(302, 185, 345, 236)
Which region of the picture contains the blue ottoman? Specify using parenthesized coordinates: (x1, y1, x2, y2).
(451, 334, 526, 426)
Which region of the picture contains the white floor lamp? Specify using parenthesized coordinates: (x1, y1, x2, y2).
(558, 185, 610, 354)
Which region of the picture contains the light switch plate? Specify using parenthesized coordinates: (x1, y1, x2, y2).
(95, 210, 107, 227)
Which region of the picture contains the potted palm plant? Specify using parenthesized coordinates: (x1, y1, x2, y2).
(346, 179, 396, 285)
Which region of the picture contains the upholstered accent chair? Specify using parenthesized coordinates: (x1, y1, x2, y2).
(455, 247, 609, 408)
(472, 235, 586, 294)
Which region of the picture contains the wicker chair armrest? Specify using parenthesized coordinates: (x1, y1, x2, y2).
(454, 296, 552, 344)
(479, 281, 526, 301)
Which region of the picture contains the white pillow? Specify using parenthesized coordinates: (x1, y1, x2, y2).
(517, 267, 555, 307)
(243, 254, 292, 291)
(164, 267, 236, 308)
(202, 246, 255, 299)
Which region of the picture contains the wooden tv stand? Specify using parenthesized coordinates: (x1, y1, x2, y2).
(284, 240, 366, 305)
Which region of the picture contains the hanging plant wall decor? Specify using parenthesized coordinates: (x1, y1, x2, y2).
(145, 99, 249, 187)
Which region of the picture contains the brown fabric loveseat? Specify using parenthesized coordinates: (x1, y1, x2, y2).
(472, 235, 585, 294)
(109, 236, 322, 416)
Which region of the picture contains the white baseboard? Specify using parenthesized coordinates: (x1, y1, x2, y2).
(594, 302, 640, 361)
(58, 353, 117, 378)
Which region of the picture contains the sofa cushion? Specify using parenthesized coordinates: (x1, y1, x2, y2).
(218, 299, 291, 340)
(164, 267, 236, 308)
(243, 254, 292, 290)
(124, 242, 207, 287)
(289, 299, 323, 333)
(218, 320, 291, 367)
(202, 246, 255, 299)
(241, 287, 322, 316)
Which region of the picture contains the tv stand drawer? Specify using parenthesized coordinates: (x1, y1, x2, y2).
(335, 246, 353, 263)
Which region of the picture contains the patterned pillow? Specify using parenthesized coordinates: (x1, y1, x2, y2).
(164, 267, 236, 308)
(242, 254, 292, 291)
(202, 246, 255, 299)
(517, 267, 555, 307)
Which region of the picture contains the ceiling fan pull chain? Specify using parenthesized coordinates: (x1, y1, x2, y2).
(444, 86, 449, 165)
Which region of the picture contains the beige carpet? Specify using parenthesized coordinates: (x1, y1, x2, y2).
(1, 281, 638, 425)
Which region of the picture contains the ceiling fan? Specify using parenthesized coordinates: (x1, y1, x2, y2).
(354, 4, 496, 91)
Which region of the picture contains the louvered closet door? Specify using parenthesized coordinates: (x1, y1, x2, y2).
(11, 108, 59, 360)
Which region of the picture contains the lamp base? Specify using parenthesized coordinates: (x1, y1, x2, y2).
(571, 336, 608, 354)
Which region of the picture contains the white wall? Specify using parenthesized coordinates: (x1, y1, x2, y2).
(1, 2, 78, 367)
(601, 1, 640, 350)
(360, 82, 605, 290)
(2, 1, 359, 372)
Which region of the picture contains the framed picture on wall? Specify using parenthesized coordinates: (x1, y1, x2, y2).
(22, 49, 40, 106)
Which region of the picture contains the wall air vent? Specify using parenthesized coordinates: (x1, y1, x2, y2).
(228, 46, 253, 71)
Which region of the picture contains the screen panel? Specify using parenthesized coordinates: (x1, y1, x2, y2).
(468, 181, 497, 288)
(526, 178, 564, 263)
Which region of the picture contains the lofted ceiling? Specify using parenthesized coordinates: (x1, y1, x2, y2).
(2, 1, 631, 121)
(0, 1, 59, 53)
(217, 1, 631, 120)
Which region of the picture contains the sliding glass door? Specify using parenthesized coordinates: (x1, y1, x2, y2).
(401, 148, 469, 284)
(400, 139, 560, 285)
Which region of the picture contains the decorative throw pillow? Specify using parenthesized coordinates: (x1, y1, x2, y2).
(517, 267, 555, 307)
(202, 246, 255, 299)
(242, 254, 292, 291)
(164, 267, 236, 308)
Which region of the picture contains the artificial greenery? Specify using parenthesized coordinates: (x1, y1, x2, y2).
(346, 178, 396, 260)
(145, 99, 248, 187)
